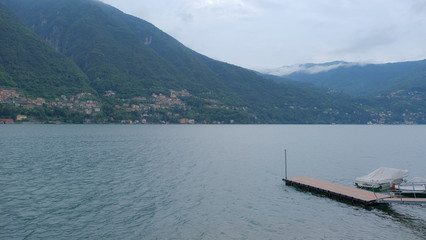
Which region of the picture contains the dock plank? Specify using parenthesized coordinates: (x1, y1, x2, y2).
(380, 197, 426, 204)
(285, 176, 388, 204)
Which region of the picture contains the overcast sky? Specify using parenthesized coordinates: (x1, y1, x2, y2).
(100, 0, 426, 70)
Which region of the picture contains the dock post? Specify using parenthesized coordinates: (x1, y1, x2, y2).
(284, 149, 287, 180)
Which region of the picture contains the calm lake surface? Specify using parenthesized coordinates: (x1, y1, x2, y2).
(1, 125, 426, 239)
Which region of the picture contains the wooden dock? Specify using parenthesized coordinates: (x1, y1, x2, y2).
(283, 176, 426, 206)
(379, 197, 426, 204)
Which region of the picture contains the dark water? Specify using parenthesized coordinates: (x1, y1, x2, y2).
(1, 125, 426, 239)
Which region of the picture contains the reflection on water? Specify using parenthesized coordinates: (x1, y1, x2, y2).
(373, 204, 426, 238)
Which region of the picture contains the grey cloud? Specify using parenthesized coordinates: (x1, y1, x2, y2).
(411, 1, 426, 14)
(333, 26, 398, 55)
(101, 0, 426, 68)
(179, 13, 193, 23)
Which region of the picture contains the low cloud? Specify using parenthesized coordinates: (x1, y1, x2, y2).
(262, 62, 365, 76)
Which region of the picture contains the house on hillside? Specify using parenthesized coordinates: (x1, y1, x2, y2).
(16, 115, 27, 121)
(0, 119, 14, 124)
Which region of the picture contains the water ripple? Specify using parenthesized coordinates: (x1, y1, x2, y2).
(1, 125, 426, 239)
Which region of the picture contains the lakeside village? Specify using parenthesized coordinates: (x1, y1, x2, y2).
(1, 88, 424, 124)
(0, 88, 245, 124)
(369, 89, 424, 124)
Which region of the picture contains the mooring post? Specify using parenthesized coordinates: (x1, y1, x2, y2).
(284, 149, 287, 180)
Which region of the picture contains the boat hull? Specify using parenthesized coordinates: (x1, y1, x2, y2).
(355, 178, 404, 191)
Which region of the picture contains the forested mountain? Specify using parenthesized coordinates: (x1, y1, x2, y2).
(0, 0, 374, 124)
(0, 3, 91, 98)
(1, 0, 425, 124)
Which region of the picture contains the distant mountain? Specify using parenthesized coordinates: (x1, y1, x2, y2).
(0, 2, 91, 98)
(266, 60, 426, 97)
(0, 0, 373, 124)
(261, 60, 426, 124)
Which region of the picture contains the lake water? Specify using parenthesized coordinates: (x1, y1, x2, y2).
(1, 125, 426, 239)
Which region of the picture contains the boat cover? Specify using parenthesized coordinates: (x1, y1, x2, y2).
(405, 177, 426, 183)
(355, 167, 409, 187)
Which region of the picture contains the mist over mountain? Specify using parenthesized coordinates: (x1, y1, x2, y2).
(262, 61, 356, 76)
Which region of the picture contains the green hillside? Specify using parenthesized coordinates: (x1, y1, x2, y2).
(2, 0, 244, 98)
(0, 2, 91, 98)
(0, 0, 375, 124)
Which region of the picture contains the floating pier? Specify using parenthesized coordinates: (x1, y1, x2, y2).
(283, 176, 426, 206)
(378, 197, 426, 204)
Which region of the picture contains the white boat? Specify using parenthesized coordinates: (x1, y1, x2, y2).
(354, 167, 409, 191)
(393, 177, 426, 197)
